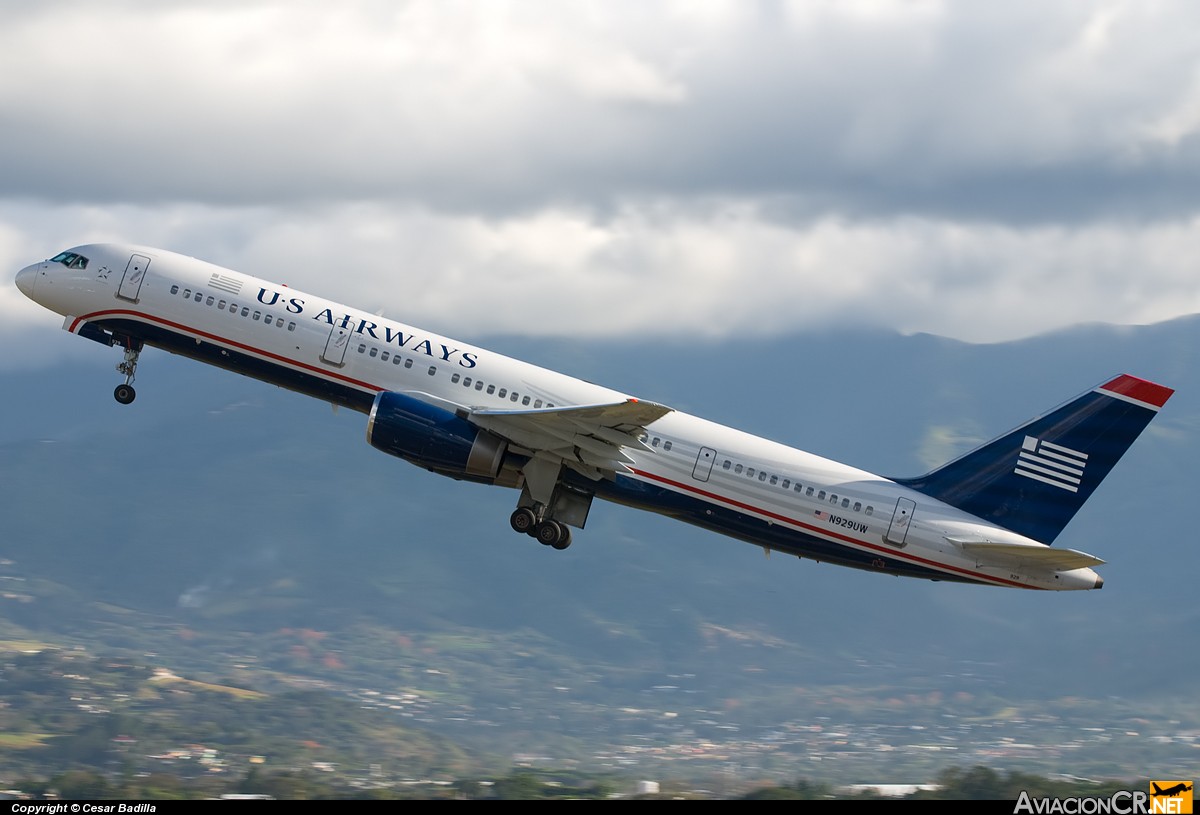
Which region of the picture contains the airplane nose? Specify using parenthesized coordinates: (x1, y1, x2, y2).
(15, 264, 38, 299)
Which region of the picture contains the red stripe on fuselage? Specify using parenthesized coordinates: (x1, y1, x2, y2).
(72, 309, 1043, 590)
(629, 467, 1032, 589)
(71, 309, 383, 394)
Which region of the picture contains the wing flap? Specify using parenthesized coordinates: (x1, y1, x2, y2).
(471, 398, 671, 428)
(469, 397, 671, 478)
(960, 542, 1105, 571)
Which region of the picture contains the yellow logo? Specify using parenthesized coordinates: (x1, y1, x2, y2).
(1150, 782, 1193, 815)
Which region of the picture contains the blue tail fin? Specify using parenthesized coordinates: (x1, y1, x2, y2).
(896, 374, 1173, 543)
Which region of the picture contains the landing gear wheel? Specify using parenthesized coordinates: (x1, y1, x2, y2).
(510, 507, 538, 535)
(535, 520, 571, 549)
(551, 526, 572, 551)
(114, 340, 142, 405)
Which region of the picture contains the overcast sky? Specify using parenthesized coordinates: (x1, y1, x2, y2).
(4, 0, 1200, 364)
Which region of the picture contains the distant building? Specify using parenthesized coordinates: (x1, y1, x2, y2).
(841, 784, 941, 798)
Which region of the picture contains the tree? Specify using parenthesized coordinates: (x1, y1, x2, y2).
(52, 770, 112, 800)
(492, 771, 546, 800)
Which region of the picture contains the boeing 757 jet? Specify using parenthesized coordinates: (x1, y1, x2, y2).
(15, 245, 1174, 590)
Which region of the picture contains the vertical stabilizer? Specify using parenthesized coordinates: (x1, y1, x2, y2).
(896, 375, 1173, 543)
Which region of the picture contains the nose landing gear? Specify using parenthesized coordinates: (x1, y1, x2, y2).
(113, 339, 143, 405)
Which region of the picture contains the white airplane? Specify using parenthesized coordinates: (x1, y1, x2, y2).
(15, 244, 1174, 590)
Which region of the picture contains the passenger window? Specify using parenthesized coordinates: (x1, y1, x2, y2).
(534, 399, 543, 408)
(241, 307, 249, 316)
(734, 464, 743, 474)
(498, 388, 507, 398)
(369, 348, 378, 358)
(206, 296, 214, 306)
(451, 373, 461, 383)
(770, 475, 778, 485)
(853, 502, 861, 512)
(510, 392, 518, 401)
(288, 323, 296, 331)
(475, 380, 484, 391)
(427, 366, 436, 376)
(230, 303, 238, 313)
(794, 483, 802, 492)
(391, 354, 400, 363)
(486, 385, 495, 394)
(253, 311, 261, 321)
(218, 300, 226, 309)
(463, 377, 472, 387)
(747, 468, 755, 478)
(380, 352, 389, 362)
(829, 494, 838, 504)
(806, 487, 814, 497)
(841, 498, 849, 508)
(276, 318, 284, 328)
(170, 285, 179, 295)
(759, 472, 767, 482)
(723, 460, 731, 470)
(404, 358, 413, 368)
(865, 506, 874, 516)
(652, 438, 661, 447)
(357, 344, 366, 353)
(195, 292, 203, 302)
(183, 289, 192, 299)
(663, 441, 672, 451)
(818, 491, 826, 500)
(522, 396, 531, 405)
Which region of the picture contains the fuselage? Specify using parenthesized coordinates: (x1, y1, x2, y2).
(15, 243, 1107, 590)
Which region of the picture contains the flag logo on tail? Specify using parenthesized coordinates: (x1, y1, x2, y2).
(1014, 436, 1087, 493)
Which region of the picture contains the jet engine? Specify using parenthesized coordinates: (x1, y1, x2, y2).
(366, 390, 519, 485)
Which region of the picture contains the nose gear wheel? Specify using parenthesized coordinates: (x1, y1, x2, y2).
(113, 339, 143, 404)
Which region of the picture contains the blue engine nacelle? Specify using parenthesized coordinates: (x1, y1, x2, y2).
(366, 390, 511, 482)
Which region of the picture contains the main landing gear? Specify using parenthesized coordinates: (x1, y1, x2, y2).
(508, 457, 584, 551)
(113, 339, 143, 405)
(510, 506, 572, 550)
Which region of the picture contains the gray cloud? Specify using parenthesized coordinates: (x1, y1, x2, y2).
(3, 1, 1200, 358)
(3, 2, 1199, 218)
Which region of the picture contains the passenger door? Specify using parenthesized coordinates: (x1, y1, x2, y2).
(117, 254, 151, 302)
(320, 325, 351, 366)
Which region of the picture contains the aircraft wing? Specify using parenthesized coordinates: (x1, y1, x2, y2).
(468, 398, 672, 479)
(958, 542, 1106, 571)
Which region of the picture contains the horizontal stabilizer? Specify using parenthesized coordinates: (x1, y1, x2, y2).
(960, 542, 1105, 571)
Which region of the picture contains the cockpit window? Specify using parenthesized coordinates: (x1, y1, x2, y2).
(50, 251, 88, 270)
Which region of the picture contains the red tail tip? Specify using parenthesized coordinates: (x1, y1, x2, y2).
(1100, 374, 1174, 408)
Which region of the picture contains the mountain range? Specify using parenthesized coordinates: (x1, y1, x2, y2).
(1, 314, 1196, 778)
